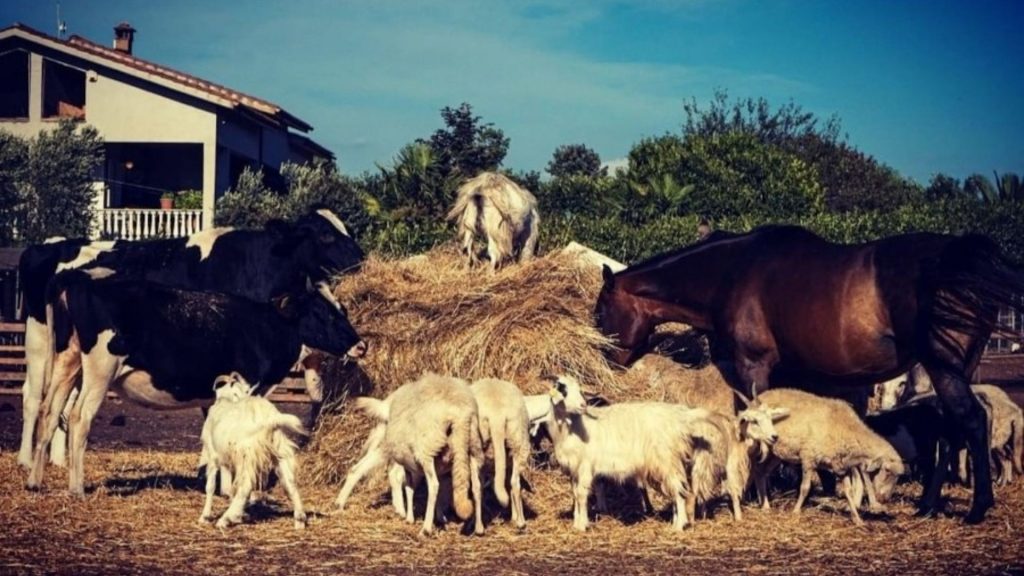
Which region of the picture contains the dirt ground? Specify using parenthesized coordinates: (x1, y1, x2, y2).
(1, 397, 1024, 576)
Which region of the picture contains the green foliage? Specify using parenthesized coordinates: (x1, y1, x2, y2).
(675, 131, 824, 220)
(422, 103, 509, 179)
(0, 131, 28, 246)
(536, 174, 620, 219)
(175, 189, 203, 210)
(0, 121, 105, 244)
(216, 160, 372, 238)
(925, 173, 965, 201)
(626, 134, 686, 185)
(547, 144, 605, 178)
(368, 143, 456, 223)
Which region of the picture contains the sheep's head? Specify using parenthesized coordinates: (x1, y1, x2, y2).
(541, 374, 588, 416)
(213, 372, 253, 402)
(875, 375, 908, 412)
(868, 457, 906, 502)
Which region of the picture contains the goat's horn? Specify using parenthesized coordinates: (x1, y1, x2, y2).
(731, 387, 753, 407)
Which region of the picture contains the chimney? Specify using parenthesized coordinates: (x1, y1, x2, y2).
(113, 22, 136, 54)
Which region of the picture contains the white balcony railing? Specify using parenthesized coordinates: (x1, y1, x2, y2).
(99, 208, 204, 241)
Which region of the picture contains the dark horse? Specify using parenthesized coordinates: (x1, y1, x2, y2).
(595, 224, 1024, 524)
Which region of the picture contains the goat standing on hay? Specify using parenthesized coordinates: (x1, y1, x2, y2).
(447, 171, 540, 272)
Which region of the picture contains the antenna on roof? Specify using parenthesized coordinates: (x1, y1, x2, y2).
(56, 2, 67, 39)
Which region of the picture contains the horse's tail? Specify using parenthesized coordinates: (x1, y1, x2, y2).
(924, 234, 1024, 367)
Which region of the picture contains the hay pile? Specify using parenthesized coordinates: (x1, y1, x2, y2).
(306, 245, 631, 484)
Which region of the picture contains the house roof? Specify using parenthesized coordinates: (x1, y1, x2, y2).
(0, 22, 314, 133)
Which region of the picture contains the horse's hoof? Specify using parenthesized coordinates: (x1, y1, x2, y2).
(964, 508, 990, 525)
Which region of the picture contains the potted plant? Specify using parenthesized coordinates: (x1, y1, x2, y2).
(159, 191, 175, 210)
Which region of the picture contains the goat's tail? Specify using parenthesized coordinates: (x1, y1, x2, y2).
(449, 412, 475, 520)
(271, 412, 307, 438)
(354, 396, 390, 422)
(491, 419, 510, 507)
(687, 417, 728, 505)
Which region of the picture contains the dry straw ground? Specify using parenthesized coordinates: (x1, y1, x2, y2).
(2, 247, 1023, 575)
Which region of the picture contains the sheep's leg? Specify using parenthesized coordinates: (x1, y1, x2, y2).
(593, 480, 609, 515)
(420, 459, 440, 536)
(334, 440, 386, 510)
(572, 470, 593, 532)
(755, 458, 780, 511)
(842, 474, 865, 526)
(199, 461, 220, 524)
(861, 467, 884, 513)
(388, 463, 407, 518)
(435, 473, 452, 525)
(792, 465, 814, 514)
(276, 456, 306, 530)
(217, 472, 254, 529)
(403, 469, 419, 525)
(469, 453, 484, 536)
(510, 457, 526, 530)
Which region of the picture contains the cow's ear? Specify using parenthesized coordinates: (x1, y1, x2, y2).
(272, 294, 298, 319)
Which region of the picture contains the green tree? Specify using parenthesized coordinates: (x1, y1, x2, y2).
(422, 103, 509, 179)
(547, 143, 605, 178)
(0, 131, 28, 246)
(369, 142, 457, 222)
(214, 167, 287, 228)
(924, 173, 965, 201)
(19, 120, 104, 243)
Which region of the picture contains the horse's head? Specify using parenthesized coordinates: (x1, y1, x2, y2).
(595, 265, 654, 367)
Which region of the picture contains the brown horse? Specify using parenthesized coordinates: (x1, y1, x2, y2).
(595, 224, 1024, 524)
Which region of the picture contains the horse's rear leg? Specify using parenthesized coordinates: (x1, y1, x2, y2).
(923, 365, 994, 524)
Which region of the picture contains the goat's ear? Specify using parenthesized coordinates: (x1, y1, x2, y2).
(768, 407, 790, 421)
(601, 264, 615, 287)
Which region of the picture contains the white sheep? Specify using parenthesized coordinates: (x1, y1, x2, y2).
(753, 388, 905, 526)
(469, 378, 531, 529)
(334, 372, 485, 536)
(541, 374, 719, 532)
(628, 353, 736, 416)
(198, 374, 307, 530)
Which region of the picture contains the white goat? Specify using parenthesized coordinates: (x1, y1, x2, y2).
(334, 373, 485, 536)
(690, 397, 788, 522)
(541, 374, 719, 532)
(753, 388, 905, 526)
(198, 372, 253, 496)
(470, 378, 530, 529)
(198, 374, 307, 530)
(447, 171, 540, 272)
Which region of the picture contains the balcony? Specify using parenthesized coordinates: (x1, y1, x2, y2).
(98, 208, 204, 241)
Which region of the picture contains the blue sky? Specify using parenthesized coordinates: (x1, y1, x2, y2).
(3, 1, 1022, 184)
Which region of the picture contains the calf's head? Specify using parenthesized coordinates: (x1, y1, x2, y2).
(275, 282, 367, 361)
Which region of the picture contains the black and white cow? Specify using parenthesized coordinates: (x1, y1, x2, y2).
(16, 208, 364, 469)
(27, 269, 366, 496)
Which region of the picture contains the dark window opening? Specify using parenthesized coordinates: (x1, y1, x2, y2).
(0, 51, 30, 119)
(104, 143, 203, 208)
(43, 60, 85, 119)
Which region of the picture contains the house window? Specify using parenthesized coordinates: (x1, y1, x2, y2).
(43, 60, 86, 119)
(0, 50, 30, 119)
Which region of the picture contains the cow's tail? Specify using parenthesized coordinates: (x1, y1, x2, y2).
(924, 234, 1024, 368)
(450, 412, 475, 520)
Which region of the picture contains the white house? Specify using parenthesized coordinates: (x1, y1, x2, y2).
(0, 22, 333, 239)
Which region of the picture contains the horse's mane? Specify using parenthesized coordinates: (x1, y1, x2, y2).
(620, 224, 818, 278)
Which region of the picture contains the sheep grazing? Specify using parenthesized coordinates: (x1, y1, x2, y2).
(198, 373, 307, 530)
(690, 396, 788, 522)
(470, 378, 531, 529)
(334, 373, 485, 536)
(540, 374, 717, 532)
(753, 388, 905, 526)
(447, 171, 540, 272)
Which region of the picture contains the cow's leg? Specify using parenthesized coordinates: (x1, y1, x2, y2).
(276, 456, 306, 530)
(49, 385, 78, 467)
(67, 342, 119, 497)
(924, 364, 993, 524)
(26, 347, 81, 490)
(17, 318, 48, 468)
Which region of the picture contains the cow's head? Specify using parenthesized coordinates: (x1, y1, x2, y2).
(274, 282, 366, 361)
(295, 208, 365, 277)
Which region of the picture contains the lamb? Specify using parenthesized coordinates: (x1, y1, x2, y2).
(198, 373, 307, 530)
(540, 374, 719, 532)
(334, 372, 485, 536)
(469, 378, 531, 529)
(753, 388, 905, 526)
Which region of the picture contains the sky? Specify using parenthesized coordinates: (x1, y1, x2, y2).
(3, 0, 1022, 184)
